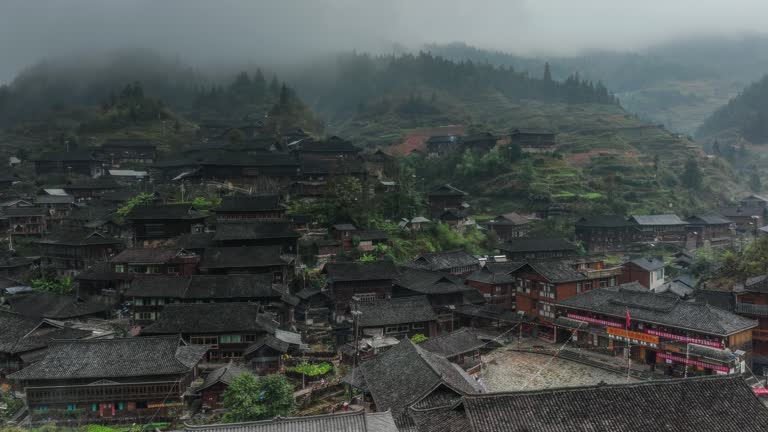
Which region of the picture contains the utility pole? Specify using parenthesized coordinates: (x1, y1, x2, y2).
(684, 343, 690, 379)
(351, 297, 362, 369)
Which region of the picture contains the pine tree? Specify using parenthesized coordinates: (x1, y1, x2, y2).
(253, 69, 267, 98)
(712, 140, 721, 156)
(543, 62, 553, 82)
(681, 157, 703, 190)
(269, 76, 280, 97)
(749, 172, 762, 193)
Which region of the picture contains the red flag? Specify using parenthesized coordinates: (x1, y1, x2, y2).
(625, 308, 631, 329)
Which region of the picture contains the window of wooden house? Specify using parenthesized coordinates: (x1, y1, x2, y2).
(385, 325, 409, 334)
(145, 223, 166, 237)
(191, 336, 218, 346)
(115, 264, 125, 273)
(576, 282, 582, 293)
(136, 312, 154, 321)
(220, 335, 243, 344)
(412, 322, 425, 329)
(356, 292, 379, 302)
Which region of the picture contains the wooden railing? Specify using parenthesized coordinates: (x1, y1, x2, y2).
(26, 381, 180, 404)
(584, 267, 623, 279)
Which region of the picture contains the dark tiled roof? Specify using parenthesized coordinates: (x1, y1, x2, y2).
(154, 152, 299, 170)
(111, 248, 181, 264)
(357, 296, 437, 327)
(438, 208, 469, 220)
(693, 289, 736, 312)
(428, 184, 467, 197)
(7, 292, 109, 320)
(557, 285, 757, 336)
(452, 304, 534, 323)
(216, 195, 283, 213)
(175, 232, 216, 250)
(200, 246, 288, 270)
(186, 274, 280, 299)
(299, 157, 367, 176)
(126, 274, 292, 302)
(487, 212, 530, 226)
(125, 276, 191, 298)
(127, 204, 205, 220)
(627, 257, 664, 271)
(420, 328, 485, 358)
(8, 336, 205, 380)
(359, 339, 481, 427)
(35, 195, 74, 204)
(629, 214, 687, 226)
(396, 268, 473, 295)
(100, 190, 141, 202)
(35, 151, 97, 162)
(101, 138, 155, 149)
(5, 207, 46, 217)
(497, 237, 578, 253)
(430, 376, 768, 432)
(521, 261, 586, 283)
(63, 177, 123, 190)
(324, 261, 397, 282)
(575, 215, 629, 228)
(243, 334, 289, 356)
(141, 303, 278, 335)
(213, 222, 298, 241)
(686, 213, 732, 225)
(37, 230, 123, 247)
(197, 362, 250, 392)
(183, 410, 397, 432)
(0, 254, 33, 269)
(298, 136, 360, 153)
(0, 310, 91, 355)
(408, 250, 479, 272)
(465, 262, 525, 285)
(743, 275, 768, 293)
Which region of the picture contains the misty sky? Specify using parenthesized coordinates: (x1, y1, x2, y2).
(1, 0, 767, 83)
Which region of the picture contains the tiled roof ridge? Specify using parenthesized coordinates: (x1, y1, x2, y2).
(412, 340, 458, 383)
(183, 408, 368, 430)
(465, 374, 742, 399)
(48, 334, 180, 345)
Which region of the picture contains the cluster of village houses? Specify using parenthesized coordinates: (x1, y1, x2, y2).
(1, 123, 768, 431)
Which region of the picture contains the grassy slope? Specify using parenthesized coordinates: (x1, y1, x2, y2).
(333, 88, 747, 216)
(618, 79, 742, 135)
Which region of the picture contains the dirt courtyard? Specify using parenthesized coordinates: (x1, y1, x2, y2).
(480, 349, 640, 392)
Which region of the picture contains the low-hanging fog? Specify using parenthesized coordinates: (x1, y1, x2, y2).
(1, 0, 768, 83)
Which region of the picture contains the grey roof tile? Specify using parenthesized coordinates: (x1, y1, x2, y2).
(8, 336, 203, 380)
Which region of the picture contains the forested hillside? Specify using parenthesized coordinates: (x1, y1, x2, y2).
(697, 74, 768, 144)
(426, 38, 768, 134)
(0, 49, 750, 216)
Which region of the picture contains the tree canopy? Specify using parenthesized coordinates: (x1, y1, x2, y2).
(222, 373, 295, 423)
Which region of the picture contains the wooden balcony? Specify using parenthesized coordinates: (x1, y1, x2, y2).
(584, 267, 623, 279)
(735, 303, 768, 317)
(26, 381, 181, 404)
